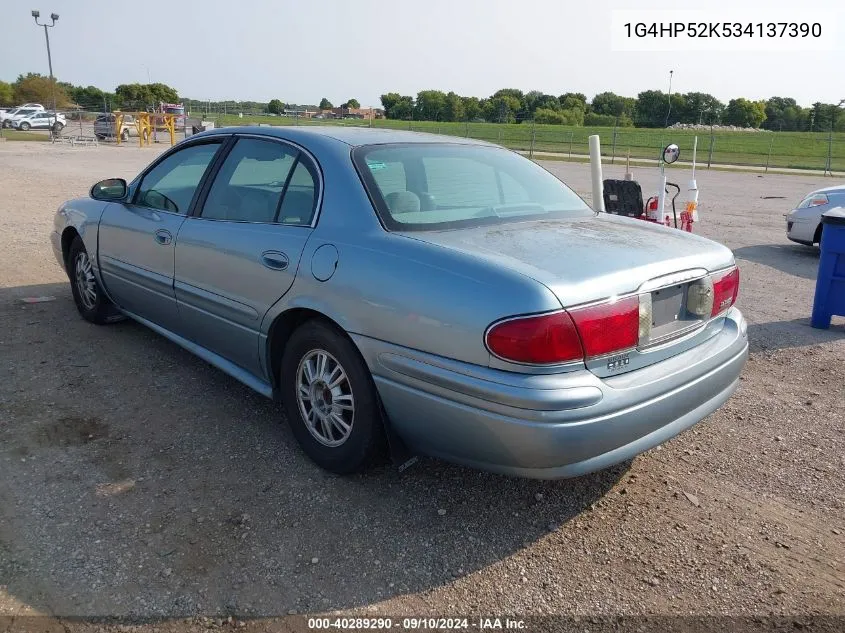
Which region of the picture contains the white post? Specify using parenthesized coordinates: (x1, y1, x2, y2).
(654, 169, 667, 222)
(687, 136, 699, 222)
(589, 134, 605, 213)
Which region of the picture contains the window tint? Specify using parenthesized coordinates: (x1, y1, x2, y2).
(355, 144, 590, 231)
(201, 138, 297, 222)
(277, 161, 318, 224)
(136, 142, 221, 214)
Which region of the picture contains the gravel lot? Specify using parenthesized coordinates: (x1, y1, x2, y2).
(0, 141, 843, 632)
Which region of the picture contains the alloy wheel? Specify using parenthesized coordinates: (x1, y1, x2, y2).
(74, 251, 97, 310)
(296, 349, 355, 447)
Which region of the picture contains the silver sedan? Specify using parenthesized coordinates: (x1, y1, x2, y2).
(786, 184, 845, 247)
(50, 127, 748, 478)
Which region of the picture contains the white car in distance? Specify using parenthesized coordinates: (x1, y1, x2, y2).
(11, 111, 66, 132)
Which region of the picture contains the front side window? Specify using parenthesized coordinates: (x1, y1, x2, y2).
(135, 142, 222, 214)
(354, 143, 590, 231)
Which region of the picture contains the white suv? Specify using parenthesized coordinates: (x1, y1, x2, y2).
(1, 107, 44, 128)
(12, 111, 66, 131)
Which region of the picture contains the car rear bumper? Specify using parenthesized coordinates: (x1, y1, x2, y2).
(359, 308, 748, 479)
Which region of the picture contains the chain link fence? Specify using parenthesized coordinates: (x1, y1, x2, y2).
(9, 99, 840, 173)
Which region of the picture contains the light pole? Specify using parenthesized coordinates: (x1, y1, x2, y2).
(31, 9, 59, 133)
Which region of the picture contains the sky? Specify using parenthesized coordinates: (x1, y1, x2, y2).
(1, 0, 842, 108)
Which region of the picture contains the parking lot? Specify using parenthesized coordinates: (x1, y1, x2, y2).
(0, 141, 843, 629)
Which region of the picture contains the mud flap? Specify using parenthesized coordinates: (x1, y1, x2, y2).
(377, 396, 418, 473)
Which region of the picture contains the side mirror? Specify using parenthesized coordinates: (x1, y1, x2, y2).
(90, 178, 127, 201)
(662, 143, 680, 164)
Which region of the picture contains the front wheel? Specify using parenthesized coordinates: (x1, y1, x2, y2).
(280, 320, 386, 474)
(67, 236, 124, 324)
(121, 128, 130, 141)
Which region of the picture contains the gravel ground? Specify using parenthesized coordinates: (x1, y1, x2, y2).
(0, 141, 843, 632)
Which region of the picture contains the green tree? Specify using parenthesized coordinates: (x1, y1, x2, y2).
(414, 90, 447, 121)
(723, 98, 766, 128)
(267, 99, 284, 114)
(525, 91, 560, 116)
(762, 97, 807, 131)
(633, 90, 672, 127)
(0, 80, 13, 106)
(558, 93, 587, 111)
(442, 91, 465, 122)
(13, 73, 71, 108)
(534, 108, 566, 124)
(380, 93, 414, 119)
(319, 97, 333, 110)
(590, 92, 625, 116)
(114, 82, 179, 110)
(680, 92, 724, 124)
(59, 83, 115, 110)
(462, 96, 482, 121)
(345, 98, 360, 109)
(484, 95, 522, 123)
(558, 107, 585, 126)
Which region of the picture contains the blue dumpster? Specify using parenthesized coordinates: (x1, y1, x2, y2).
(811, 207, 845, 329)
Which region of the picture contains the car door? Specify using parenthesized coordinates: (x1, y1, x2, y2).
(174, 135, 320, 377)
(98, 138, 226, 333)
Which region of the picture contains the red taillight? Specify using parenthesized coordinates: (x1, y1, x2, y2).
(569, 296, 640, 358)
(486, 296, 641, 365)
(711, 267, 740, 317)
(486, 312, 583, 364)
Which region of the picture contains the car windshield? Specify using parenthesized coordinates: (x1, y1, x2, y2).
(353, 143, 591, 231)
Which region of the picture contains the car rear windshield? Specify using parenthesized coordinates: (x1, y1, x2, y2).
(352, 143, 591, 231)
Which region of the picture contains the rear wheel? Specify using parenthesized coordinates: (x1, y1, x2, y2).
(121, 128, 130, 141)
(67, 236, 124, 324)
(19, 122, 30, 131)
(280, 320, 385, 474)
(814, 224, 824, 249)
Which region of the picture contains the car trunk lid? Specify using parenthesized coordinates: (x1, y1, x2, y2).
(400, 213, 737, 375)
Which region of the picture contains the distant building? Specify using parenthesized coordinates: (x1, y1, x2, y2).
(283, 108, 319, 119)
(320, 107, 385, 120)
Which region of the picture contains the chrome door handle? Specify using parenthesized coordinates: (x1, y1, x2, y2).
(261, 251, 289, 270)
(154, 229, 172, 245)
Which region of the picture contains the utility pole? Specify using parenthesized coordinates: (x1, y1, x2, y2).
(664, 70, 674, 128)
(31, 10, 59, 136)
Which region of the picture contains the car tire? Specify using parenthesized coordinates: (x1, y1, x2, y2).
(121, 129, 130, 141)
(67, 236, 124, 325)
(281, 319, 386, 474)
(53, 122, 64, 133)
(95, 134, 105, 140)
(19, 122, 30, 131)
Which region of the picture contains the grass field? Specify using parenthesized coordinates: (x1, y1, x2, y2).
(0, 130, 50, 142)
(202, 113, 845, 172)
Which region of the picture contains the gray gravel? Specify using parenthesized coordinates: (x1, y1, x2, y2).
(0, 142, 843, 631)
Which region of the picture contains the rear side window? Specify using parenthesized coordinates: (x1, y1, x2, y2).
(198, 137, 319, 225)
(798, 193, 829, 208)
(201, 138, 297, 223)
(354, 143, 590, 231)
(277, 161, 318, 225)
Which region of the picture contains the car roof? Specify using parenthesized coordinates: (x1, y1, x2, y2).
(810, 184, 845, 195)
(196, 125, 498, 148)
